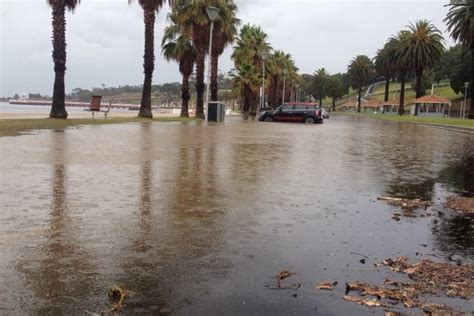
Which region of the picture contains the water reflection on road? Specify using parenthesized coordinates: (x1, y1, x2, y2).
(0, 115, 473, 314)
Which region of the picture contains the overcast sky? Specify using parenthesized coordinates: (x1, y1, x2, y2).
(0, 0, 455, 97)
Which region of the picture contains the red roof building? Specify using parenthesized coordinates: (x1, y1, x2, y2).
(414, 95, 451, 104)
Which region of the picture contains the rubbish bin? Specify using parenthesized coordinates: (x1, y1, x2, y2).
(207, 101, 226, 122)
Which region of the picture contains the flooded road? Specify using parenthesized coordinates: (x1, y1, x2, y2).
(1, 115, 473, 315)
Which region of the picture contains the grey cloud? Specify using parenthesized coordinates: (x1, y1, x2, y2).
(1, 0, 455, 97)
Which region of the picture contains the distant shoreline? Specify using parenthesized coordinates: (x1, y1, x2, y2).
(7, 99, 140, 110)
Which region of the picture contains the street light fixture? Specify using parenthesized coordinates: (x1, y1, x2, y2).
(258, 52, 268, 117)
(205, 6, 219, 121)
(282, 68, 288, 105)
(462, 82, 469, 119)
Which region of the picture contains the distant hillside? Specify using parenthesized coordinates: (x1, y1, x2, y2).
(334, 80, 464, 110)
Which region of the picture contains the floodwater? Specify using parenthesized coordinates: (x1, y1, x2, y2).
(0, 115, 473, 315)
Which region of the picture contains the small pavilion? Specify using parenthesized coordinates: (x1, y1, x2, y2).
(343, 100, 358, 112)
(411, 95, 451, 117)
(362, 99, 381, 113)
(381, 99, 399, 114)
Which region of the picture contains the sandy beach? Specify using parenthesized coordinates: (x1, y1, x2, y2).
(0, 102, 187, 119)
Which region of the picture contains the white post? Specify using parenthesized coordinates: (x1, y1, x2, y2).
(205, 20, 214, 122)
(258, 58, 265, 116)
(463, 82, 469, 119)
(262, 58, 265, 109)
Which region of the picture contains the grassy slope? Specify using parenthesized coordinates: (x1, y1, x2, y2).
(370, 82, 461, 104)
(0, 117, 196, 137)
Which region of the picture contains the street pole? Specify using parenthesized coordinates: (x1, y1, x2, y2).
(258, 52, 267, 117)
(205, 6, 219, 122)
(262, 58, 265, 110)
(205, 20, 214, 122)
(463, 82, 469, 119)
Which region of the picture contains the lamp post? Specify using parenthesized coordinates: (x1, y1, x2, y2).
(282, 68, 288, 105)
(205, 6, 219, 121)
(258, 52, 268, 117)
(462, 82, 469, 119)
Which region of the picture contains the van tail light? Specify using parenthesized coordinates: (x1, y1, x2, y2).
(317, 110, 321, 117)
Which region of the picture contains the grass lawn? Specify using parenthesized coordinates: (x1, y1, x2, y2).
(370, 81, 461, 104)
(0, 116, 196, 137)
(336, 112, 474, 129)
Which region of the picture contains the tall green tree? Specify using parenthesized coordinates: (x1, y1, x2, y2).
(210, 1, 239, 101)
(231, 24, 271, 112)
(230, 63, 261, 112)
(374, 42, 397, 102)
(130, 0, 171, 118)
(266, 50, 288, 108)
(174, 0, 216, 119)
(398, 20, 444, 115)
(266, 51, 297, 108)
(312, 68, 329, 106)
(299, 74, 314, 102)
(390, 32, 411, 116)
(437, 45, 472, 95)
(347, 55, 374, 113)
(48, 0, 80, 119)
(326, 75, 345, 111)
(162, 15, 196, 117)
(445, 2, 474, 119)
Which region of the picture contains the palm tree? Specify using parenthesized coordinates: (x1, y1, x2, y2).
(266, 50, 287, 108)
(210, 1, 239, 101)
(266, 51, 298, 108)
(374, 42, 397, 102)
(347, 55, 374, 113)
(162, 15, 196, 117)
(47, 0, 80, 119)
(129, 0, 173, 118)
(232, 24, 271, 112)
(312, 68, 329, 106)
(230, 63, 261, 112)
(445, 2, 474, 119)
(173, 0, 217, 119)
(389, 33, 411, 116)
(398, 20, 444, 115)
(326, 75, 345, 111)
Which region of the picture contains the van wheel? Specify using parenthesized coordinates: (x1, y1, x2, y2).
(304, 117, 315, 124)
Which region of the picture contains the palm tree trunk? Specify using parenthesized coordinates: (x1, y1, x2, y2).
(181, 74, 190, 117)
(319, 96, 323, 107)
(243, 84, 251, 112)
(50, 4, 68, 119)
(195, 46, 205, 119)
(269, 77, 275, 108)
(139, 8, 156, 118)
(399, 72, 406, 116)
(211, 53, 218, 101)
(273, 76, 279, 108)
(252, 90, 258, 114)
(414, 68, 423, 116)
(384, 77, 390, 102)
(357, 87, 361, 113)
(332, 97, 336, 111)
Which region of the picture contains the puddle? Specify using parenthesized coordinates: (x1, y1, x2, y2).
(0, 116, 473, 314)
